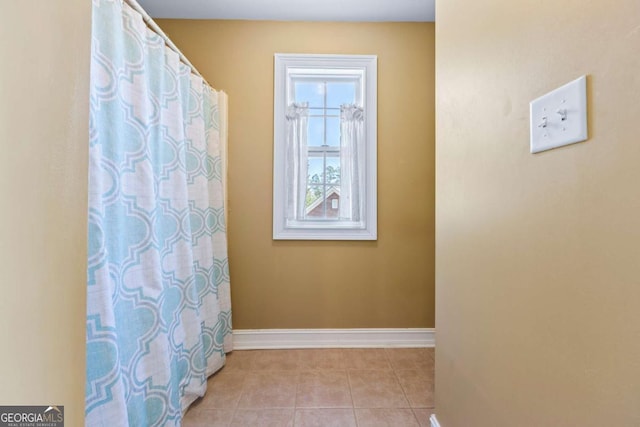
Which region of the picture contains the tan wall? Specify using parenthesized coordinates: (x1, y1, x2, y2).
(158, 20, 435, 329)
(435, 1, 640, 425)
(0, 1, 90, 425)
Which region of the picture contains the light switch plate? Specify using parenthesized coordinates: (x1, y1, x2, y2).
(530, 75, 588, 153)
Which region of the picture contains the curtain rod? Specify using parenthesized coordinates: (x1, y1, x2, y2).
(123, 0, 214, 90)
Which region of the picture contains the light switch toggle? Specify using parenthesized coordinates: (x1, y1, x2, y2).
(556, 108, 567, 121)
(538, 117, 548, 128)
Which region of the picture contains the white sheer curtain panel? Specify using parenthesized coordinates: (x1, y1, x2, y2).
(340, 104, 365, 222)
(285, 102, 309, 221)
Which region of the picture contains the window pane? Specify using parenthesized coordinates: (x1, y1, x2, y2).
(305, 185, 323, 210)
(307, 156, 324, 185)
(307, 117, 325, 147)
(294, 81, 324, 108)
(326, 117, 340, 147)
(305, 184, 325, 218)
(326, 81, 356, 108)
(326, 186, 340, 218)
(305, 184, 342, 220)
(325, 156, 340, 184)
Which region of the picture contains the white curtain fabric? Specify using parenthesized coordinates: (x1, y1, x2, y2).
(339, 104, 365, 222)
(86, 0, 231, 426)
(285, 102, 309, 221)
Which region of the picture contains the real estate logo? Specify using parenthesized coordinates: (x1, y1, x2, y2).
(0, 406, 64, 427)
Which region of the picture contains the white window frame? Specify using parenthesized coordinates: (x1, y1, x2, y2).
(273, 53, 377, 240)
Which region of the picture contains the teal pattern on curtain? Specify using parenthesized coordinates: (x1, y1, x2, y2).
(86, 0, 232, 425)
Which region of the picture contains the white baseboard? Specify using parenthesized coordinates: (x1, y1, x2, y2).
(232, 328, 435, 350)
(430, 414, 441, 427)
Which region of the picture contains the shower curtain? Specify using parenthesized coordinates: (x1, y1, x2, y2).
(85, 0, 232, 425)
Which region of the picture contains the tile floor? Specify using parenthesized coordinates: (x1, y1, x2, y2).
(184, 348, 434, 426)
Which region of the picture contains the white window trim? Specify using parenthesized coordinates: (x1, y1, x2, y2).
(273, 53, 377, 240)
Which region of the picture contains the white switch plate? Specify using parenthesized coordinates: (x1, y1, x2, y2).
(530, 75, 588, 153)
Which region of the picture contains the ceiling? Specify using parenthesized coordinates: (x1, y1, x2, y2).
(137, 0, 435, 22)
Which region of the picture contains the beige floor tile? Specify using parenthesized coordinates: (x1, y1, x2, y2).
(413, 408, 435, 426)
(185, 396, 205, 415)
(224, 351, 256, 371)
(249, 350, 300, 371)
(395, 369, 434, 408)
(296, 370, 352, 408)
(342, 349, 392, 370)
(386, 348, 435, 371)
(293, 408, 357, 427)
(424, 347, 435, 361)
(184, 349, 436, 426)
(209, 367, 248, 384)
(238, 372, 298, 408)
(182, 408, 235, 427)
(297, 349, 346, 370)
(348, 370, 409, 408)
(231, 408, 294, 427)
(195, 370, 246, 409)
(355, 408, 420, 427)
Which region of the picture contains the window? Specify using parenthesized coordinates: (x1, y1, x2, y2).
(273, 54, 377, 240)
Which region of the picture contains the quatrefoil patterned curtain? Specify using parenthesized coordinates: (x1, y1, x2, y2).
(86, 0, 232, 425)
